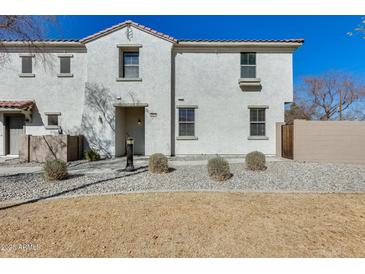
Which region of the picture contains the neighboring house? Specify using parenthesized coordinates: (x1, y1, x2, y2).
(0, 20, 303, 157)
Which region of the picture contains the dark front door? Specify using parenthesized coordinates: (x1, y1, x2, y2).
(5, 115, 25, 155)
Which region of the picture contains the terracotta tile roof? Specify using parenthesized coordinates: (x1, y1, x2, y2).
(80, 20, 303, 45)
(178, 39, 304, 43)
(0, 39, 79, 42)
(0, 40, 85, 48)
(0, 21, 304, 47)
(0, 100, 34, 110)
(80, 20, 177, 44)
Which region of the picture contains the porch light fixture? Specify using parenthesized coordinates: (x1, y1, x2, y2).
(137, 119, 142, 125)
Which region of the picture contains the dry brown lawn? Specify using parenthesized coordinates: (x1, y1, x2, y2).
(1, 192, 365, 257)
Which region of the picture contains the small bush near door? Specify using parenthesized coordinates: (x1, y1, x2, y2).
(84, 149, 101, 161)
(43, 159, 68, 181)
(149, 153, 169, 173)
(207, 156, 231, 181)
(246, 151, 267, 171)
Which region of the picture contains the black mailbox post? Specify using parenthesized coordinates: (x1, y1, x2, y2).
(125, 137, 135, 171)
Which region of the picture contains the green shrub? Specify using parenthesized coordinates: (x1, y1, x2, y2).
(245, 151, 267, 171)
(84, 149, 101, 161)
(149, 153, 169, 173)
(43, 159, 68, 181)
(207, 156, 231, 181)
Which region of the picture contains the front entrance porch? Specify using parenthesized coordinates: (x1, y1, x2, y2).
(115, 104, 146, 156)
(0, 100, 34, 156)
(4, 114, 25, 155)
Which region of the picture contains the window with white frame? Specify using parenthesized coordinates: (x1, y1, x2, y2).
(120, 50, 139, 78)
(59, 57, 71, 74)
(178, 108, 195, 137)
(241, 52, 256, 78)
(249, 108, 266, 136)
(45, 113, 61, 128)
(21, 56, 33, 74)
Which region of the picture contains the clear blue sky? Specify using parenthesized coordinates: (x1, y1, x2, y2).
(46, 15, 365, 85)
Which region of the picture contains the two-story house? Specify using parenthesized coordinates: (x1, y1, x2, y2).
(0, 20, 303, 157)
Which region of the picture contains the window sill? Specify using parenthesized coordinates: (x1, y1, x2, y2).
(19, 73, 35, 78)
(248, 136, 269, 140)
(176, 105, 198, 109)
(176, 136, 198, 140)
(57, 73, 74, 78)
(238, 78, 261, 87)
(45, 126, 59, 130)
(116, 77, 142, 82)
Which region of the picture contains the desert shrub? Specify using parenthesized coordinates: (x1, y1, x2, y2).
(84, 149, 101, 161)
(207, 156, 231, 181)
(149, 153, 169, 173)
(245, 151, 267, 171)
(43, 159, 68, 181)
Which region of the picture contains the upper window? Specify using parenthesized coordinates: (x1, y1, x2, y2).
(241, 52, 256, 78)
(250, 108, 265, 136)
(21, 56, 33, 74)
(178, 108, 195, 137)
(59, 57, 71, 74)
(121, 51, 139, 78)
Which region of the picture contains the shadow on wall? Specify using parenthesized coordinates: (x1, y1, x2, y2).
(80, 82, 116, 158)
(27, 104, 44, 127)
(24, 135, 68, 162)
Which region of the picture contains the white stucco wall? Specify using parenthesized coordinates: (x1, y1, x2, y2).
(174, 49, 293, 155)
(84, 26, 173, 156)
(0, 24, 298, 157)
(0, 50, 87, 155)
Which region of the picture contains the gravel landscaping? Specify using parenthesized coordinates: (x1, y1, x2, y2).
(1, 161, 365, 202)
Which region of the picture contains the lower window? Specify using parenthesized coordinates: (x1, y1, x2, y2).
(45, 112, 61, 129)
(178, 108, 195, 137)
(250, 108, 266, 136)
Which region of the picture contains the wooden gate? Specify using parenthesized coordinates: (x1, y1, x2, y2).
(281, 124, 293, 159)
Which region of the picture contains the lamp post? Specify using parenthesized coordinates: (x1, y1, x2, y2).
(125, 137, 135, 171)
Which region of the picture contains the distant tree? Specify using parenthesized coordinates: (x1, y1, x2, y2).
(285, 101, 313, 124)
(294, 71, 365, 121)
(0, 16, 56, 65)
(343, 107, 365, 121)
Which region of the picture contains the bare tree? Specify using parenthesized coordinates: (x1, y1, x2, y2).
(0, 16, 57, 65)
(285, 101, 314, 124)
(343, 107, 365, 121)
(295, 71, 365, 120)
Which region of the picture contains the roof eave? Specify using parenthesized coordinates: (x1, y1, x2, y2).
(0, 41, 85, 48)
(175, 41, 304, 48)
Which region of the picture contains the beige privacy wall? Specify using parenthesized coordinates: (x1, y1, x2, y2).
(293, 120, 365, 164)
(20, 135, 83, 162)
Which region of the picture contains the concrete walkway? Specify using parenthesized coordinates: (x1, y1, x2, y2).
(0, 156, 287, 176)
